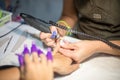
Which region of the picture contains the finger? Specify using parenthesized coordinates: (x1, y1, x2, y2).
(51, 31, 57, 39)
(32, 52, 39, 63)
(39, 32, 51, 40)
(47, 60, 53, 68)
(59, 48, 73, 58)
(31, 42, 37, 53)
(40, 54, 47, 65)
(62, 39, 71, 44)
(45, 38, 54, 42)
(37, 49, 43, 56)
(50, 26, 57, 33)
(46, 41, 56, 47)
(45, 38, 55, 45)
(50, 26, 59, 38)
(60, 42, 76, 50)
(53, 41, 60, 55)
(16, 54, 24, 66)
(24, 54, 31, 66)
(22, 45, 30, 55)
(46, 48, 53, 61)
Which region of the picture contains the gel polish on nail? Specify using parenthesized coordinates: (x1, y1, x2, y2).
(46, 48, 53, 61)
(16, 54, 24, 66)
(37, 49, 43, 56)
(31, 42, 37, 53)
(22, 45, 30, 55)
(51, 31, 57, 39)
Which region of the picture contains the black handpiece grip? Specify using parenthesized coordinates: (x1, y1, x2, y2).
(20, 13, 51, 33)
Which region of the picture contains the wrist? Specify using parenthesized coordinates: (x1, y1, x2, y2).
(57, 20, 72, 36)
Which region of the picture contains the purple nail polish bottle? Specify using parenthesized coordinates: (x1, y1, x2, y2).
(46, 48, 53, 61)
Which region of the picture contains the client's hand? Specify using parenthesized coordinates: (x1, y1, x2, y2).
(23, 53, 53, 80)
(17, 43, 53, 80)
(53, 53, 79, 75)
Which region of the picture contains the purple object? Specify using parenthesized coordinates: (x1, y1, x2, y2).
(51, 31, 57, 39)
(16, 54, 24, 66)
(22, 44, 30, 55)
(46, 48, 53, 61)
(31, 42, 37, 53)
(37, 49, 43, 56)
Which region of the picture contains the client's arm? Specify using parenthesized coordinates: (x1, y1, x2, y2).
(0, 67, 20, 80)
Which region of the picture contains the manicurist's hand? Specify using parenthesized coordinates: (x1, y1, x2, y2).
(39, 26, 67, 47)
(59, 40, 101, 63)
(53, 53, 79, 75)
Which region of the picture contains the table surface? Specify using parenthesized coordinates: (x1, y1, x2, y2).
(0, 22, 120, 80)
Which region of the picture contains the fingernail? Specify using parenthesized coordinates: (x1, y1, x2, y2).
(46, 48, 53, 61)
(37, 49, 43, 56)
(60, 39, 68, 46)
(16, 54, 24, 66)
(31, 42, 37, 53)
(51, 31, 57, 39)
(60, 39, 65, 46)
(23, 44, 30, 55)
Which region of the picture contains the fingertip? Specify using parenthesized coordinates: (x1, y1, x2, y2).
(16, 54, 24, 66)
(50, 26, 57, 31)
(31, 42, 37, 53)
(51, 31, 57, 39)
(46, 48, 53, 61)
(39, 32, 46, 39)
(22, 44, 30, 55)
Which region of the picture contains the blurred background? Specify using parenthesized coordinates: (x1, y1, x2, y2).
(0, 0, 63, 22)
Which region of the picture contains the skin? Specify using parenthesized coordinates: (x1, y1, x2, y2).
(39, 0, 120, 64)
(1, 0, 120, 79)
(53, 52, 79, 75)
(0, 67, 20, 80)
(21, 52, 53, 80)
(0, 52, 79, 80)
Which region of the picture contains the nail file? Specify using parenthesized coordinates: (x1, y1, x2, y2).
(12, 31, 28, 52)
(0, 37, 9, 48)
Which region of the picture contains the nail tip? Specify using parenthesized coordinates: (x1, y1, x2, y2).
(17, 54, 24, 66)
(46, 48, 53, 60)
(37, 49, 43, 55)
(31, 43, 37, 53)
(23, 46, 30, 54)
